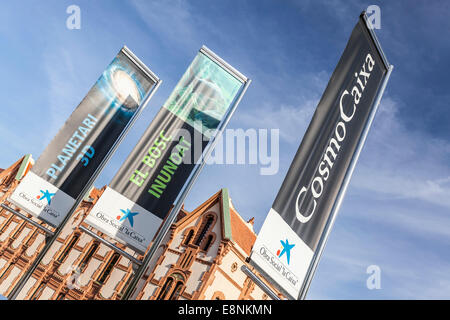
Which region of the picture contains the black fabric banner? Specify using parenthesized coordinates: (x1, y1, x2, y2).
(271, 15, 389, 251)
(31, 48, 156, 200)
(109, 51, 243, 219)
(110, 107, 209, 219)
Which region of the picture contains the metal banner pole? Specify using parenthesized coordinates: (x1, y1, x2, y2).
(121, 79, 251, 300)
(298, 65, 393, 300)
(241, 266, 281, 300)
(7, 79, 161, 300)
(0, 204, 54, 236)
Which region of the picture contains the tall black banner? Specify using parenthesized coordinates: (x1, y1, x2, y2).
(9, 47, 159, 227)
(86, 48, 247, 253)
(109, 108, 209, 219)
(250, 13, 392, 299)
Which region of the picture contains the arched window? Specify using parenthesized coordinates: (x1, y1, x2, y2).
(202, 234, 214, 252)
(57, 234, 79, 263)
(156, 273, 185, 300)
(97, 253, 120, 284)
(194, 214, 214, 246)
(157, 277, 173, 300)
(169, 281, 184, 300)
(184, 229, 194, 245)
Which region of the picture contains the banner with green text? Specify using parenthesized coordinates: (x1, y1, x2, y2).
(85, 47, 247, 254)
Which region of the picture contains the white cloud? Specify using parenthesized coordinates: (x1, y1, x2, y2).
(352, 96, 450, 209)
(307, 94, 450, 299)
(234, 70, 330, 144)
(236, 101, 316, 144)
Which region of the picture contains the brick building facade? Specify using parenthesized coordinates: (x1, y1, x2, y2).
(0, 156, 282, 300)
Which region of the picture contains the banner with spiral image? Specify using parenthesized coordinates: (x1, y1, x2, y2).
(9, 47, 159, 227)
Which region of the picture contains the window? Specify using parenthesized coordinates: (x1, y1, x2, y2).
(11, 222, 26, 239)
(30, 282, 46, 300)
(56, 293, 65, 300)
(169, 281, 184, 300)
(57, 234, 79, 263)
(157, 277, 173, 300)
(119, 275, 133, 297)
(0, 265, 12, 281)
(194, 214, 214, 246)
(180, 251, 193, 269)
(79, 242, 99, 271)
(184, 229, 194, 245)
(0, 216, 13, 233)
(97, 253, 120, 284)
(156, 273, 185, 300)
(202, 234, 214, 252)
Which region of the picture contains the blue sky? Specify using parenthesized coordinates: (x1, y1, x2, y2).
(0, 0, 449, 299)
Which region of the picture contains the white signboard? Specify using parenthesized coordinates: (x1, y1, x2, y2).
(9, 171, 75, 227)
(251, 209, 314, 298)
(84, 187, 163, 254)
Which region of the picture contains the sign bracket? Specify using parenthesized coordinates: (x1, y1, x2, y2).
(1, 203, 54, 237)
(78, 225, 142, 266)
(241, 265, 281, 300)
(5, 73, 162, 300)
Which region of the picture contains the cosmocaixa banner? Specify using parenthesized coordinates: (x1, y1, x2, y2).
(249, 13, 392, 299)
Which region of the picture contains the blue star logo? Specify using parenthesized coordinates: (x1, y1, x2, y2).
(277, 239, 295, 265)
(38, 189, 55, 205)
(117, 209, 139, 227)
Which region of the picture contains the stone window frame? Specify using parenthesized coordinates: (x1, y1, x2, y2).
(155, 271, 186, 300)
(96, 252, 121, 285)
(56, 233, 80, 263)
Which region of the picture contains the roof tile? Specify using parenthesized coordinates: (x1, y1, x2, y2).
(229, 207, 256, 255)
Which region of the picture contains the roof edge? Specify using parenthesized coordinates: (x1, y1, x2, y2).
(221, 188, 232, 241)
